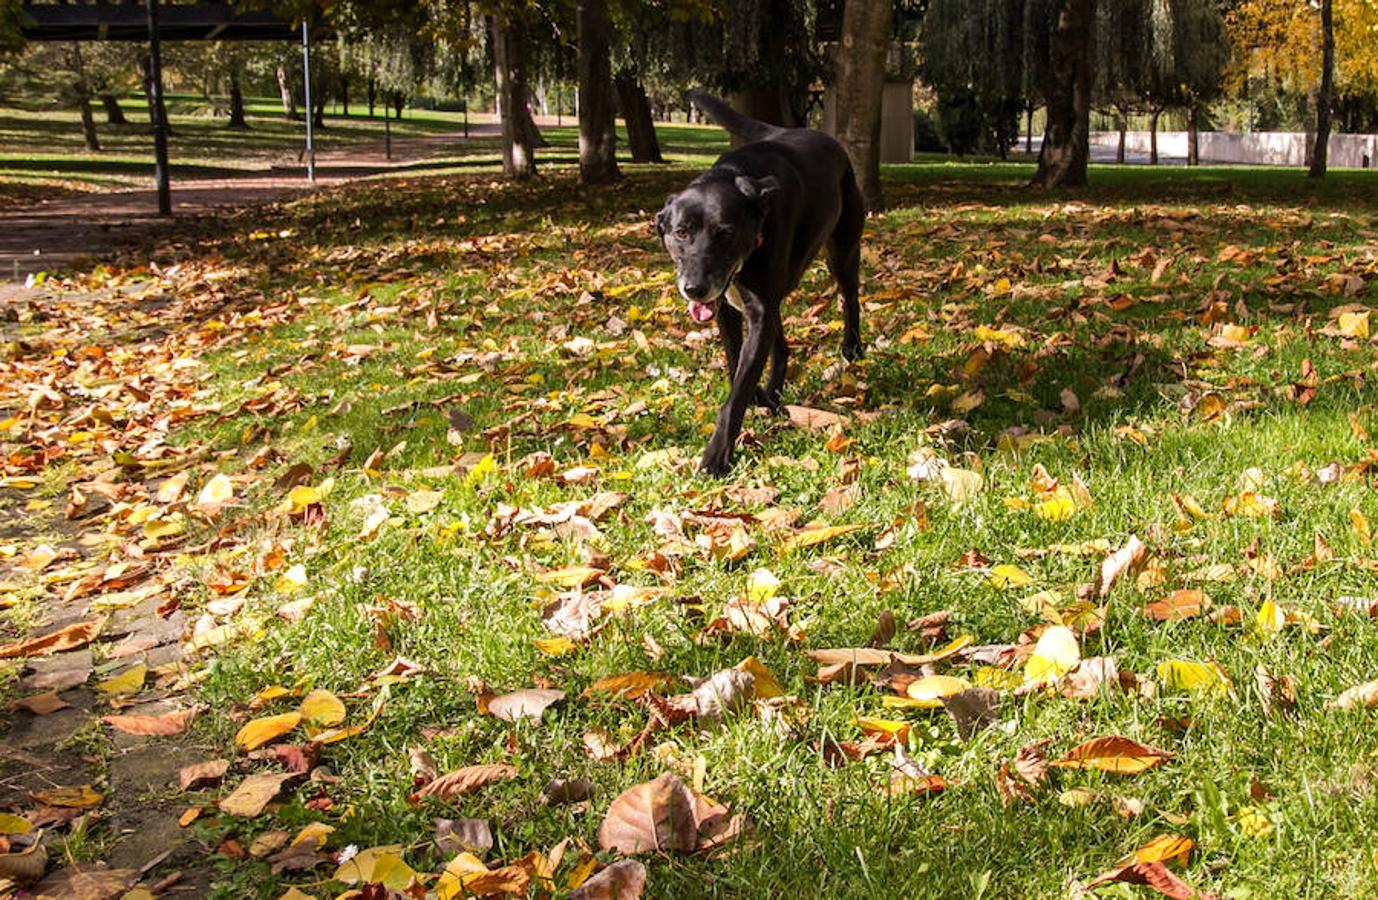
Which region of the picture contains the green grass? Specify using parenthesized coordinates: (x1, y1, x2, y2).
(7, 157, 1378, 898)
(0, 94, 730, 198)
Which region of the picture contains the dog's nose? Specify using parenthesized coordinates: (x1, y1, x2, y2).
(682, 281, 710, 300)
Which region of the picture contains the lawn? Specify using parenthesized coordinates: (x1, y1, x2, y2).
(3, 155, 1378, 899)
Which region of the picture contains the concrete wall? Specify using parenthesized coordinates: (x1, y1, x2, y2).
(820, 80, 914, 164)
(1089, 130, 1378, 168)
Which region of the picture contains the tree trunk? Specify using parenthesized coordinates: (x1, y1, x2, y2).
(392, 92, 405, 118)
(1187, 103, 1199, 166)
(1030, 0, 1094, 189)
(340, 75, 349, 117)
(519, 97, 548, 148)
(615, 75, 664, 163)
(834, 0, 890, 209)
(277, 64, 296, 118)
(65, 44, 100, 151)
(1116, 108, 1126, 164)
(100, 93, 126, 125)
(227, 62, 248, 129)
(577, 0, 620, 184)
(1025, 103, 1033, 154)
(1309, 0, 1333, 178)
(492, 12, 537, 179)
(313, 80, 327, 129)
(368, 75, 376, 116)
(1149, 107, 1161, 165)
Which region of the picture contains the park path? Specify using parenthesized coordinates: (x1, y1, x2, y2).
(0, 121, 506, 287)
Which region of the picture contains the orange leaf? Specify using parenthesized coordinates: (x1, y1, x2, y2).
(0, 619, 103, 659)
(1051, 736, 1174, 774)
(582, 672, 674, 700)
(102, 708, 196, 736)
(235, 711, 302, 751)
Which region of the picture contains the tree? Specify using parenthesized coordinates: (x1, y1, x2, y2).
(578, 0, 620, 183)
(1031, 0, 1095, 188)
(835, 0, 891, 208)
(1309, 0, 1333, 176)
(66, 43, 100, 151)
(491, 6, 537, 179)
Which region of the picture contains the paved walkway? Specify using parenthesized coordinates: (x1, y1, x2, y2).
(0, 123, 507, 283)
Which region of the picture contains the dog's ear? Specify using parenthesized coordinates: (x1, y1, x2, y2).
(734, 175, 779, 208)
(655, 195, 676, 237)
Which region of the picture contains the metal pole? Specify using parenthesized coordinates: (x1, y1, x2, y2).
(301, 20, 315, 183)
(146, 0, 171, 216)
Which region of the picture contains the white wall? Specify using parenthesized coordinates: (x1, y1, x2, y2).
(1089, 130, 1378, 168)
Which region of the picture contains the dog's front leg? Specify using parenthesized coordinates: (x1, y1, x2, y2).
(701, 296, 773, 476)
(716, 303, 744, 376)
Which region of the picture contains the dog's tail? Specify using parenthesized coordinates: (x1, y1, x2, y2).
(687, 90, 779, 143)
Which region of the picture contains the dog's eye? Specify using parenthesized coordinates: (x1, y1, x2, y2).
(673, 228, 690, 241)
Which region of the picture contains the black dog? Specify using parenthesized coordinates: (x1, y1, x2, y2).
(657, 90, 865, 476)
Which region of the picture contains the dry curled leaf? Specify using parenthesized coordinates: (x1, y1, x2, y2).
(569, 859, 647, 900)
(486, 688, 566, 722)
(410, 764, 519, 804)
(0, 618, 104, 659)
(179, 759, 230, 791)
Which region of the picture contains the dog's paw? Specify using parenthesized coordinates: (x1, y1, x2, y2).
(842, 339, 865, 362)
(699, 443, 733, 477)
(754, 387, 783, 415)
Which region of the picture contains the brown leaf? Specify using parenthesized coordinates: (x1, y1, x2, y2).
(15, 692, 69, 715)
(435, 817, 494, 856)
(1143, 589, 1208, 622)
(1086, 861, 1213, 900)
(570, 859, 647, 900)
(410, 764, 519, 803)
(218, 772, 295, 817)
(1014, 738, 1051, 787)
(1327, 679, 1378, 710)
(102, 708, 196, 736)
(866, 609, 897, 648)
(597, 772, 699, 854)
(487, 688, 566, 722)
(0, 619, 103, 659)
(995, 762, 1035, 807)
(941, 687, 999, 741)
(582, 671, 673, 700)
(29, 862, 138, 900)
(179, 759, 231, 791)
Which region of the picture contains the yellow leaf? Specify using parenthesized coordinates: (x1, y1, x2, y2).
(1156, 659, 1231, 694)
(1132, 834, 1193, 866)
(1035, 495, 1075, 521)
(291, 821, 335, 848)
(1024, 625, 1080, 686)
(987, 564, 1034, 589)
(904, 675, 972, 708)
(1352, 509, 1372, 547)
(235, 711, 302, 751)
(298, 689, 346, 726)
(405, 490, 444, 515)
(275, 563, 308, 593)
(465, 453, 496, 484)
(737, 655, 784, 699)
(0, 813, 33, 835)
(534, 637, 578, 656)
(940, 467, 984, 502)
(335, 846, 416, 890)
(533, 566, 602, 588)
(1338, 310, 1371, 339)
(1051, 735, 1174, 774)
(974, 324, 1024, 348)
(852, 716, 910, 738)
(1255, 600, 1286, 639)
(97, 663, 147, 695)
(974, 667, 1023, 690)
(779, 524, 865, 554)
(196, 473, 234, 510)
(746, 568, 781, 603)
(285, 485, 321, 514)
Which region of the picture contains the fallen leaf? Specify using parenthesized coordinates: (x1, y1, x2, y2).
(218, 772, 295, 817)
(904, 675, 972, 708)
(1143, 589, 1208, 622)
(1024, 625, 1080, 686)
(1328, 680, 1378, 710)
(569, 859, 647, 900)
(779, 523, 865, 554)
(411, 764, 519, 803)
(15, 692, 69, 715)
(102, 708, 196, 736)
(583, 672, 673, 700)
(1052, 736, 1174, 774)
(1156, 659, 1231, 694)
(31, 784, 102, 808)
(487, 688, 565, 722)
(0, 619, 103, 659)
(236, 711, 302, 750)
(298, 689, 346, 726)
(597, 772, 699, 854)
(986, 564, 1034, 589)
(96, 663, 147, 695)
(179, 759, 230, 791)
(1098, 535, 1146, 597)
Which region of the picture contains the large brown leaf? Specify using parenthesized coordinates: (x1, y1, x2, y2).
(218, 772, 295, 817)
(29, 863, 138, 900)
(597, 772, 698, 854)
(179, 759, 230, 791)
(487, 688, 565, 722)
(0, 619, 103, 659)
(410, 764, 519, 804)
(570, 859, 647, 900)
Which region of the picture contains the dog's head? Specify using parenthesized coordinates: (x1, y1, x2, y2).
(657, 174, 778, 323)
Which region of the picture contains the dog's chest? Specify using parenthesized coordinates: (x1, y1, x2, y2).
(723, 284, 745, 314)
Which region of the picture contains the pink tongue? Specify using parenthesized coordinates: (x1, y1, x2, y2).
(688, 300, 715, 323)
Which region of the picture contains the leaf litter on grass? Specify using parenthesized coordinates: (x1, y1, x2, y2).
(3, 165, 1378, 896)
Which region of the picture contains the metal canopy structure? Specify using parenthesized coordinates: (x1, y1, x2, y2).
(18, 3, 316, 216)
(20, 3, 298, 43)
